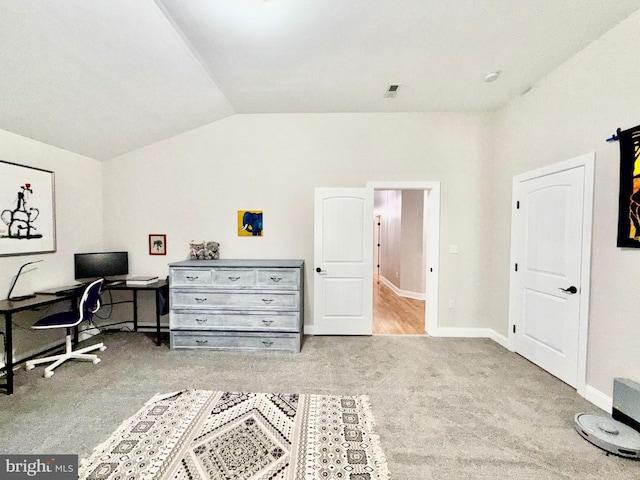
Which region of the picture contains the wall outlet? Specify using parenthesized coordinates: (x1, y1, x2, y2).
(448, 300, 455, 309)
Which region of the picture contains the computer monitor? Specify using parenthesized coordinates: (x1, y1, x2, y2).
(74, 252, 129, 281)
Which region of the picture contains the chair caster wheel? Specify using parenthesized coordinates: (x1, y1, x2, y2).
(26, 364, 35, 371)
(99, 346, 107, 351)
(93, 358, 101, 365)
(44, 371, 54, 378)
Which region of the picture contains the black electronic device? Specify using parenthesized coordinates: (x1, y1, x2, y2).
(55, 288, 77, 296)
(35, 284, 85, 296)
(74, 251, 129, 281)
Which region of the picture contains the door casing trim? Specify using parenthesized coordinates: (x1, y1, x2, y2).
(367, 181, 441, 335)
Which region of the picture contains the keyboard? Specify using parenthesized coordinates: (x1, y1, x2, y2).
(36, 284, 85, 296)
(55, 288, 78, 296)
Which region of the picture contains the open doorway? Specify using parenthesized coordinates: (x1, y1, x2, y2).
(367, 181, 440, 336)
(373, 190, 425, 334)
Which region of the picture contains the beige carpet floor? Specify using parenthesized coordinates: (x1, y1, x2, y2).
(0, 333, 637, 479)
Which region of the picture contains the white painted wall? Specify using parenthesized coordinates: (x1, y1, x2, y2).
(0, 128, 103, 363)
(103, 112, 494, 330)
(400, 190, 424, 294)
(491, 11, 640, 397)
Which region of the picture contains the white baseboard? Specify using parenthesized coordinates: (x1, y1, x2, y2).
(425, 326, 512, 351)
(378, 276, 426, 301)
(487, 329, 511, 350)
(428, 327, 493, 338)
(306, 324, 506, 344)
(584, 384, 612, 413)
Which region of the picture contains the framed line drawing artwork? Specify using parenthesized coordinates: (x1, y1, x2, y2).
(0, 160, 56, 256)
(149, 234, 166, 255)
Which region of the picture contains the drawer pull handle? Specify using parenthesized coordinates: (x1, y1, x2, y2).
(228, 276, 240, 281)
(186, 276, 199, 281)
(195, 318, 208, 324)
(194, 297, 207, 303)
(262, 298, 274, 304)
(261, 320, 274, 326)
(270, 276, 282, 282)
(195, 340, 209, 345)
(262, 341, 274, 347)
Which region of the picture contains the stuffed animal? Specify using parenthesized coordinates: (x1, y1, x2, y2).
(189, 240, 205, 260)
(204, 241, 220, 260)
(189, 240, 220, 260)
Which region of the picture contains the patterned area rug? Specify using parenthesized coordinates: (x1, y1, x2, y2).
(79, 390, 390, 480)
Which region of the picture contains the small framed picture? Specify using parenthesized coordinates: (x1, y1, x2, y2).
(238, 210, 263, 236)
(149, 234, 166, 255)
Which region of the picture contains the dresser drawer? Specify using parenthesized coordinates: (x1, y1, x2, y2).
(256, 269, 300, 289)
(212, 269, 256, 288)
(170, 331, 301, 352)
(171, 268, 213, 287)
(170, 311, 299, 332)
(168, 259, 304, 353)
(171, 290, 299, 310)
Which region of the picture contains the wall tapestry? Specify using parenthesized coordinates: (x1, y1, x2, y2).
(0, 160, 56, 256)
(238, 210, 263, 236)
(617, 125, 640, 248)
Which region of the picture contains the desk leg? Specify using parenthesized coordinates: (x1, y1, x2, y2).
(4, 312, 13, 395)
(132, 290, 138, 332)
(72, 294, 80, 345)
(154, 289, 161, 346)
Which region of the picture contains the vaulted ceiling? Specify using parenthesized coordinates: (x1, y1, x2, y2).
(1, 0, 639, 160)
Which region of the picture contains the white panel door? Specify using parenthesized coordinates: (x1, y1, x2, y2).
(314, 188, 373, 335)
(511, 165, 586, 387)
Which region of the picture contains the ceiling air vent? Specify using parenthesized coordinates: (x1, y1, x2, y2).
(385, 84, 401, 98)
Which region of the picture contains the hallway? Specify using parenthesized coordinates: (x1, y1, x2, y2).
(372, 276, 426, 334)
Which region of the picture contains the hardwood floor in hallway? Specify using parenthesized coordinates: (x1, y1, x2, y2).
(373, 276, 426, 334)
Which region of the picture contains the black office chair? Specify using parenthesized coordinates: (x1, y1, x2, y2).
(26, 278, 107, 378)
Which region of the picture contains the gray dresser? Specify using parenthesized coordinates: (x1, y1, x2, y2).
(168, 259, 304, 352)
